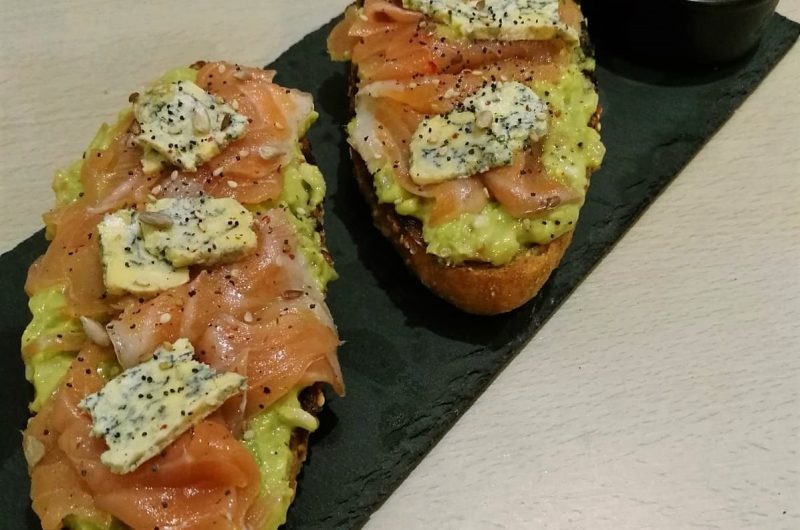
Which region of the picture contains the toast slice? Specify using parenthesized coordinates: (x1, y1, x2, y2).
(21, 61, 342, 530)
(343, 53, 602, 315)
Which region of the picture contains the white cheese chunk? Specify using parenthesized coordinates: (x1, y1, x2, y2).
(98, 209, 189, 296)
(409, 81, 548, 185)
(141, 196, 257, 267)
(79, 338, 246, 474)
(403, 0, 579, 42)
(134, 80, 248, 173)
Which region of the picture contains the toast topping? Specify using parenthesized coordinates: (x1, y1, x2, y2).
(80, 338, 246, 474)
(98, 209, 190, 296)
(409, 81, 548, 185)
(134, 80, 248, 173)
(141, 196, 257, 268)
(403, 0, 579, 42)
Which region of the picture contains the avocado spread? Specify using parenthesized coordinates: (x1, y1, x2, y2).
(25, 66, 333, 530)
(353, 49, 605, 265)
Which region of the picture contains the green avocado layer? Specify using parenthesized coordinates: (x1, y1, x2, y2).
(352, 50, 605, 266)
(242, 388, 321, 530)
(24, 66, 333, 530)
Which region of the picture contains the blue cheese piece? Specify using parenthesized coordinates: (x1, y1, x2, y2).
(79, 338, 246, 474)
(409, 81, 548, 185)
(134, 80, 248, 173)
(141, 197, 257, 267)
(98, 209, 189, 296)
(403, 0, 579, 42)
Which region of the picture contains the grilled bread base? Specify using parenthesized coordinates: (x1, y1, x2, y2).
(288, 143, 331, 490)
(289, 384, 325, 491)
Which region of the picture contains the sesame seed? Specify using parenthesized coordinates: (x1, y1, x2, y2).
(226, 180, 238, 188)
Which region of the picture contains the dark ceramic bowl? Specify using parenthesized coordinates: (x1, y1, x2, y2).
(582, 0, 779, 64)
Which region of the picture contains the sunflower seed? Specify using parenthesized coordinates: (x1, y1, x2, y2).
(80, 316, 111, 347)
(258, 144, 280, 159)
(139, 211, 174, 228)
(191, 106, 211, 134)
(282, 289, 304, 300)
(475, 110, 493, 129)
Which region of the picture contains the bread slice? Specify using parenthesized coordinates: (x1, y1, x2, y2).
(343, 0, 602, 315)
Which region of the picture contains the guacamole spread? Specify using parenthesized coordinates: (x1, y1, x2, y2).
(25, 66, 334, 530)
(353, 49, 605, 265)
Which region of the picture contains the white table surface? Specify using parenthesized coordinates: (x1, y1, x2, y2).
(2, 1, 798, 529)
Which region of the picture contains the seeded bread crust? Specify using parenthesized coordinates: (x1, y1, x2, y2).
(288, 384, 325, 491)
(287, 142, 330, 489)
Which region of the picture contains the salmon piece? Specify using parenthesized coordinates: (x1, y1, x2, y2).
(559, 0, 583, 29)
(30, 454, 106, 530)
(482, 148, 582, 218)
(428, 177, 489, 225)
(361, 58, 565, 115)
(329, 0, 571, 84)
(26, 205, 112, 319)
(80, 113, 152, 210)
(355, 96, 491, 223)
(328, 5, 362, 59)
(355, 94, 579, 224)
(28, 354, 109, 530)
(198, 309, 340, 417)
(27, 118, 153, 318)
(26, 345, 262, 530)
(365, 0, 424, 23)
(170, 63, 315, 206)
(335, 1, 583, 226)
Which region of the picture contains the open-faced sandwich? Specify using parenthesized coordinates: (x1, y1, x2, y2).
(329, 0, 605, 314)
(21, 61, 343, 530)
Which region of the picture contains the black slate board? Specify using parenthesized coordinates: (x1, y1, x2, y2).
(1, 13, 797, 530)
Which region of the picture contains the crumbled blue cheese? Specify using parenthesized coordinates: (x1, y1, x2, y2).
(141, 197, 257, 267)
(79, 338, 246, 474)
(409, 81, 548, 185)
(98, 209, 189, 296)
(403, 0, 579, 42)
(134, 80, 248, 173)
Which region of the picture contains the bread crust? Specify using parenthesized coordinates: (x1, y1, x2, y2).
(285, 144, 331, 492)
(287, 384, 325, 492)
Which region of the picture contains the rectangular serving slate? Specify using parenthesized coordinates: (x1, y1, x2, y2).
(0, 13, 797, 530)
